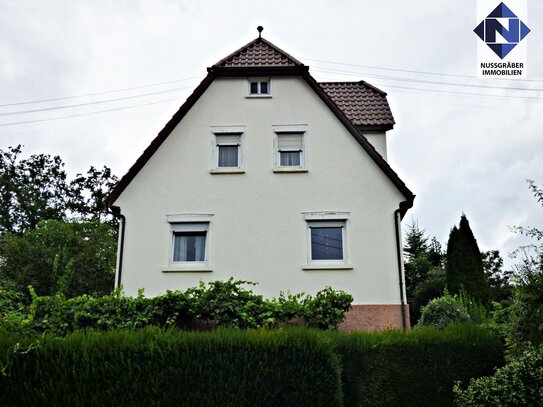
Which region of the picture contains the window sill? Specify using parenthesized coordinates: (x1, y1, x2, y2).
(302, 264, 353, 270)
(245, 95, 272, 99)
(210, 169, 245, 174)
(163, 268, 213, 273)
(273, 168, 308, 173)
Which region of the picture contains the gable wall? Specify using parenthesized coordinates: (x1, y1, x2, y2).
(114, 76, 406, 304)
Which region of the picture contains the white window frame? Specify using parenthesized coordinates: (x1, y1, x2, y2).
(273, 125, 307, 171)
(247, 78, 271, 97)
(304, 212, 349, 266)
(167, 214, 212, 269)
(211, 126, 245, 172)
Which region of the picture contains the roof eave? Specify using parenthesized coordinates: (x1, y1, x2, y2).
(356, 124, 395, 132)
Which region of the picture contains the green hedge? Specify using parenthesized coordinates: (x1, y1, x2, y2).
(11, 279, 353, 336)
(331, 324, 504, 407)
(0, 328, 342, 407)
(0, 325, 504, 406)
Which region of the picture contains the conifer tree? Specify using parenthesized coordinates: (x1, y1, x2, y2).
(446, 214, 490, 305)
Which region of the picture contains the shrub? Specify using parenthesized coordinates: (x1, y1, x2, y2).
(0, 328, 343, 407)
(411, 268, 446, 323)
(185, 279, 275, 328)
(0, 289, 24, 318)
(510, 254, 543, 346)
(332, 324, 504, 407)
(15, 279, 353, 335)
(303, 287, 353, 330)
(454, 345, 543, 406)
(419, 293, 471, 328)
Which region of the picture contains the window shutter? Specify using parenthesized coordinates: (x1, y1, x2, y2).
(216, 134, 240, 145)
(278, 133, 302, 151)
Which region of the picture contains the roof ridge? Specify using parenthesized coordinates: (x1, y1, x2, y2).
(319, 81, 387, 96)
(358, 80, 387, 96)
(318, 81, 360, 84)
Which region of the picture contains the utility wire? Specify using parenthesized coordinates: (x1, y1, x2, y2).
(0, 98, 180, 127)
(305, 58, 477, 79)
(312, 68, 543, 101)
(313, 67, 543, 92)
(0, 76, 200, 107)
(374, 82, 543, 101)
(304, 57, 543, 83)
(0, 86, 191, 117)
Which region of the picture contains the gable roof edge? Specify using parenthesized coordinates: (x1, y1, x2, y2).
(107, 73, 215, 207)
(108, 70, 414, 210)
(305, 73, 415, 203)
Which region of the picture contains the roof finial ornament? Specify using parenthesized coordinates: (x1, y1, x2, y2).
(257, 26, 263, 38)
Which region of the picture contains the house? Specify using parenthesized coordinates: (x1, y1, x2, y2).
(107, 28, 415, 330)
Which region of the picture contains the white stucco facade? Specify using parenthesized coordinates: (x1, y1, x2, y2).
(112, 76, 407, 305)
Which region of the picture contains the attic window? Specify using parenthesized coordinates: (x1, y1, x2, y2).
(216, 135, 240, 167)
(211, 126, 245, 173)
(248, 79, 270, 96)
(273, 125, 308, 172)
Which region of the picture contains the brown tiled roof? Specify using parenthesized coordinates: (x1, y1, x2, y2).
(319, 81, 395, 128)
(213, 37, 303, 68)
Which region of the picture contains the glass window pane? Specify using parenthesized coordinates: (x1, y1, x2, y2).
(260, 81, 269, 94)
(218, 145, 239, 167)
(174, 232, 206, 262)
(280, 151, 301, 167)
(250, 82, 259, 94)
(311, 227, 343, 260)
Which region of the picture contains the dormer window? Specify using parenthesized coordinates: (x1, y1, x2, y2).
(248, 79, 271, 96)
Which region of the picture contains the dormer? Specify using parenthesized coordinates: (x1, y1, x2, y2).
(319, 81, 394, 160)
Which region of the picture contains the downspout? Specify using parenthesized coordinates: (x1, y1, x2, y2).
(394, 205, 408, 331)
(109, 207, 126, 289)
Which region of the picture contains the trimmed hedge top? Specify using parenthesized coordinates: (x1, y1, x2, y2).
(0, 325, 504, 407)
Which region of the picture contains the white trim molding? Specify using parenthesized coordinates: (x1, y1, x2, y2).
(166, 214, 214, 223)
(211, 126, 246, 134)
(303, 212, 350, 221)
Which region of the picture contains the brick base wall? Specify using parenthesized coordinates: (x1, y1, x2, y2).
(338, 304, 410, 331)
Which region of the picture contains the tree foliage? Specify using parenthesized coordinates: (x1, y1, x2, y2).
(510, 179, 543, 241)
(508, 180, 543, 347)
(482, 250, 514, 304)
(446, 214, 490, 305)
(0, 146, 119, 297)
(403, 222, 444, 296)
(403, 222, 445, 324)
(0, 220, 116, 298)
(0, 145, 118, 234)
(454, 345, 543, 406)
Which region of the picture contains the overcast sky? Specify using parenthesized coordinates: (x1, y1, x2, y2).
(1, 0, 542, 269)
